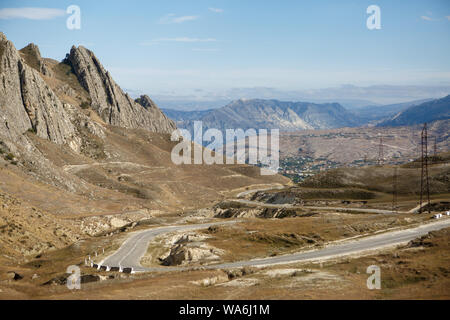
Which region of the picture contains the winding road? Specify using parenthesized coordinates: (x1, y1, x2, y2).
(100, 217, 450, 272)
(100, 221, 237, 272)
(98, 184, 449, 273)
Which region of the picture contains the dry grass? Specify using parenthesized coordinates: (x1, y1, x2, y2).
(200, 213, 426, 263)
(312, 227, 450, 299)
(4, 227, 447, 300)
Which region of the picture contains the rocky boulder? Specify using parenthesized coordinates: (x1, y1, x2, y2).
(161, 241, 224, 266)
(6, 271, 23, 281)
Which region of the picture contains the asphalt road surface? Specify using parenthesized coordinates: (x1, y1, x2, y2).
(100, 217, 450, 272)
(233, 199, 399, 214)
(100, 221, 236, 272)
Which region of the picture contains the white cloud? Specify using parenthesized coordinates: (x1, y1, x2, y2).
(140, 37, 217, 46)
(0, 7, 65, 20)
(158, 13, 199, 24)
(209, 8, 224, 13)
(421, 15, 433, 21)
(446, 16, 450, 21)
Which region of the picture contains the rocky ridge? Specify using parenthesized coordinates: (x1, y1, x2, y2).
(67, 46, 175, 133)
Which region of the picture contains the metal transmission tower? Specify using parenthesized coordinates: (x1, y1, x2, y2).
(419, 123, 431, 214)
(392, 167, 398, 213)
(433, 136, 437, 163)
(377, 136, 384, 166)
(434, 136, 437, 156)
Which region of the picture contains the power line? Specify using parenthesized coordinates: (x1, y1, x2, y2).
(433, 136, 437, 164)
(419, 123, 431, 214)
(434, 136, 437, 157)
(392, 167, 398, 213)
(377, 136, 384, 166)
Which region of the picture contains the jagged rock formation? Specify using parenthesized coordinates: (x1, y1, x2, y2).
(135, 95, 157, 110)
(67, 46, 176, 133)
(19, 43, 52, 76)
(0, 32, 76, 146)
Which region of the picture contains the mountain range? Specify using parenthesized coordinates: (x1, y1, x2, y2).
(164, 95, 449, 135)
(163, 99, 359, 137)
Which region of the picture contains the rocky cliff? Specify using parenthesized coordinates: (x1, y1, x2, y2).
(0, 32, 77, 146)
(67, 46, 175, 133)
(0, 31, 179, 193)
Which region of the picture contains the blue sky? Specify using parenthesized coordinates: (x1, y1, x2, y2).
(1, 0, 450, 101)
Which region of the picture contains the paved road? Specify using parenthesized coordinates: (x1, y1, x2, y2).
(100, 221, 236, 272)
(236, 184, 285, 198)
(233, 199, 398, 214)
(99, 217, 450, 272)
(210, 218, 450, 269)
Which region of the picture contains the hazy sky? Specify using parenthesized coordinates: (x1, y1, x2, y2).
(1, 0, 450, 98)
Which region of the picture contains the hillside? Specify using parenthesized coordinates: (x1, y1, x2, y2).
(0, 33, 289, 261)
(378, 95, 450, 127)
(299, 152, 450, 197)
(278, 119, 449, 171)
(349, 98, 433, 124)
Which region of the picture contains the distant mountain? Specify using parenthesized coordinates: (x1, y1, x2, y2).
(350, 98, 434, 124)
(165, 99, 358, 135)
(377, 95, 450, 127)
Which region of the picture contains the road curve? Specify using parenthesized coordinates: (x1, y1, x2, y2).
(99, 218, 450, 273)
(100, 221, 236, 272)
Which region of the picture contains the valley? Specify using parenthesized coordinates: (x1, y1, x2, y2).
(0, 30, 449, 301)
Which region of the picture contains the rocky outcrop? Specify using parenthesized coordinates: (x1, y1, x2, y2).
(135, 95, 157, 110)
(0, 33, 32, 141)
(67, 46, 176, 133)
(19, 43, 52, 76)
(161, 241, 224, 266)
(160, 232, 224, 266)
(18, 60, 77, 145)
(0, 32, 77, 146)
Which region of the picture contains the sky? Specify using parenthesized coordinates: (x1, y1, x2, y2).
(1, 0, 450, 104)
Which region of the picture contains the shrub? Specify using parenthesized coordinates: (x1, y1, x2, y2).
(80, 101, 90, 109)
(4, 153, 14, 161)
